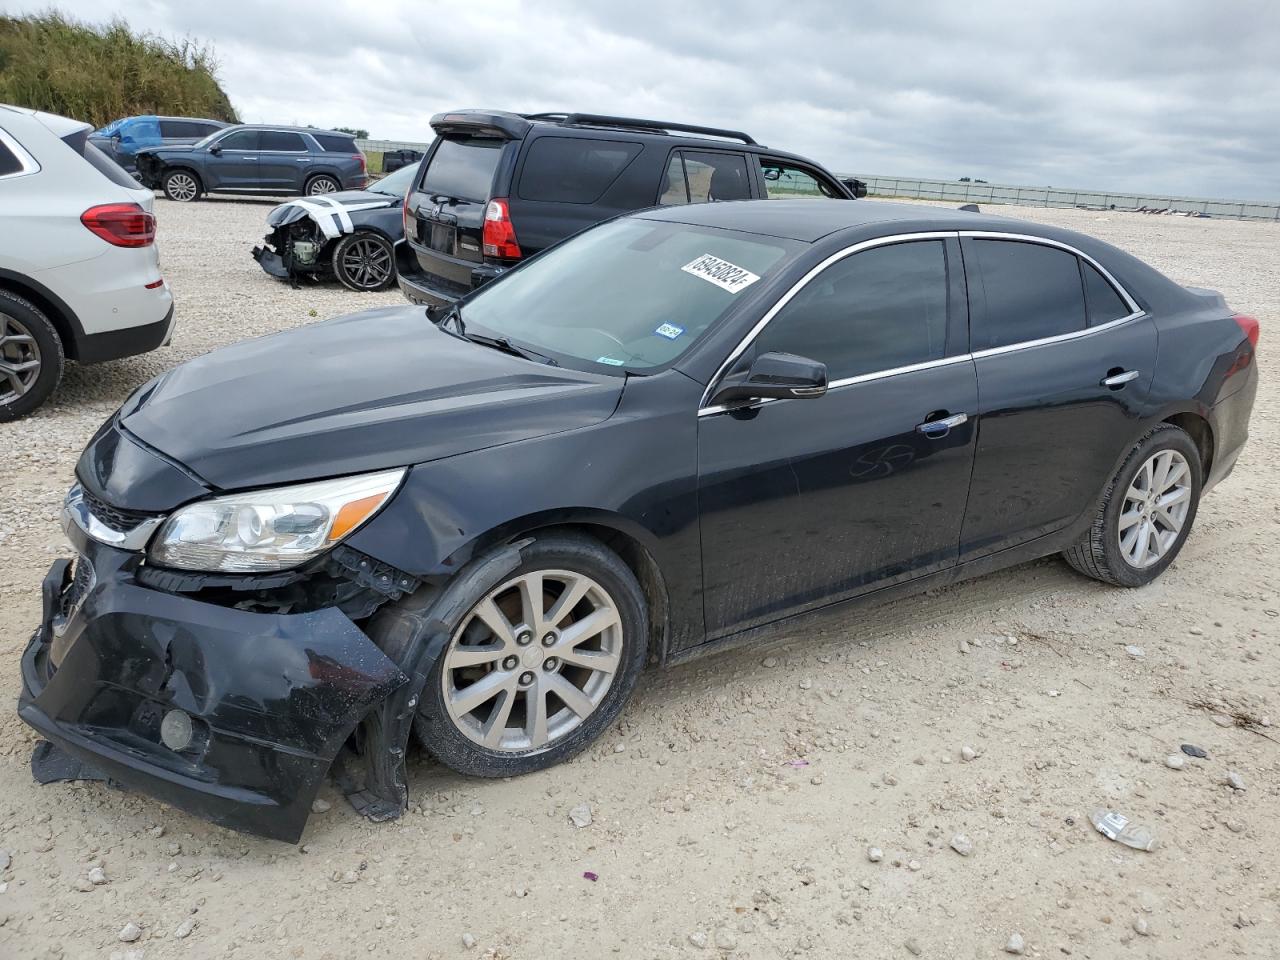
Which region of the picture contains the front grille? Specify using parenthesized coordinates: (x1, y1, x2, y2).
(82, 488, 155, 533)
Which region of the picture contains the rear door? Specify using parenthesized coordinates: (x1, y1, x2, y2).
(407, 135, 509, 296)
(958, 235, 1157, 560)
(256, 130, 310, 191)
(203, 129, 260, 189)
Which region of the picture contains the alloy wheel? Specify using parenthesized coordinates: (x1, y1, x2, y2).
(0, 312, 41, 403)
(166, 172, 198, 201)
(1118, 449, 1191, 568)
(308, 177, 339, 195)
(339, 237, 393, 288)
(442, 570, 623, 753)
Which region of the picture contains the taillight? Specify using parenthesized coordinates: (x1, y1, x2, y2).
(482, 198, 521, 259)
(81, 203, 155, 248)
(1234, 314, 1260, 349)
(402, 193, 411, 238)
(355, 153, 366, 174)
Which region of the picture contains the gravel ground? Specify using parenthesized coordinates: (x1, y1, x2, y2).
(0, 197, 1278, 959)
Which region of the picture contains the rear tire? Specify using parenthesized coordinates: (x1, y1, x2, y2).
(0, 290, 64, 421)
(332, 232, 396, 291)
(162, 169, 202, 202)
(306, 175, 341, 195)
(1062, 423, 1202, 586)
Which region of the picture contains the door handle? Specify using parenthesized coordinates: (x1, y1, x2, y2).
(241, 156, 257, 161)
(1101, 369, 1140, 387)
(295, 157, 312, 162)
(916, 412, 968, 437)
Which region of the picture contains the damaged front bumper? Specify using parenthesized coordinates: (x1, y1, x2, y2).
(19, 532, 408, 843)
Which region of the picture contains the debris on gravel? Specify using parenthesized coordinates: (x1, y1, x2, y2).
(1005, 931, 1026, 954)
(1164, 754, 1186, 770)
(950, 834, 974, 856)
(568, 802, 593, 827)
(867, 846, 884, 863)
(117, 922, 141, 943)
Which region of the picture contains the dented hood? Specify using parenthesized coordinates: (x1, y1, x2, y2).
(119, 306, 624, 491)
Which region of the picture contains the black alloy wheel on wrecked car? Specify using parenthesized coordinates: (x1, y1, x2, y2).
(306, 175, 341, 195)
(332, 232, 396, 291)
(368, 533, 649, 777)
(0, 291, 64, 422)
(162, 169, 201, 202)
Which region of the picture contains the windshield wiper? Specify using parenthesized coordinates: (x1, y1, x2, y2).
(438, 306, 557, 366)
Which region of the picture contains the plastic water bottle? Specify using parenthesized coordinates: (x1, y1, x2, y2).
(1090, 808, 1157, 852)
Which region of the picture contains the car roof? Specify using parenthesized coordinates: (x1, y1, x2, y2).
(220, 124, 353, 137)
(637, 198, 1044, 242)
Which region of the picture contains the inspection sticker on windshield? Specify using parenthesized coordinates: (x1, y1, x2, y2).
(654, 322, 685, 340)
(681, 254, 760, 294)
(596, 356, 626, 366)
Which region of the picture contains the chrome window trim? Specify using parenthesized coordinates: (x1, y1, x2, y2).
(0, 126, 41, 180)
(698, 231, 958, 410)
(697, 229, 1147, 417)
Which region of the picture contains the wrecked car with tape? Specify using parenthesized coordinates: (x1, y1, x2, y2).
(252, 162, 418, 291)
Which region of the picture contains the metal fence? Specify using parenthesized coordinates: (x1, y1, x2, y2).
(352, 138, 1279, 222)
(844, 174, 1280, 222)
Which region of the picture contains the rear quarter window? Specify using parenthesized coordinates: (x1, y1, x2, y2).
(59, 129, 140, 189)
(0, 138, 23, 177)
(421, 137, 504, 202)
(516, 136, 642, 204)
(313, 133, 357, 152)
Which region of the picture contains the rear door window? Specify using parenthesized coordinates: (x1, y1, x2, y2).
(1082, 261, 1132, 324)
(754, 240, 950, 379)
(660, 151, 752, 205)
(260, 131, 307, 151)
(759, 160, 842, 198)
(422, 137, 504, 202)
(969, 240, 1086, 349)
(516, 136, 641, 204)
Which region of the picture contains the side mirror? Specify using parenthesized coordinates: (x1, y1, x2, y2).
(710, 352, 828, 406)
(208, 145, 222, 156)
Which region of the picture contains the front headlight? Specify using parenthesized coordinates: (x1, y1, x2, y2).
(149, 468, 405, 572)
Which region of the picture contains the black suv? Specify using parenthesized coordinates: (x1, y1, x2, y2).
(398, 110, 853, 306)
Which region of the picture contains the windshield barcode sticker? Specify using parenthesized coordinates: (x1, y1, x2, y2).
(681, 254, 760, 294)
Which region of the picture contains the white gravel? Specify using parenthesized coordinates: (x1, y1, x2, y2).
(0, 197, 1278, 958)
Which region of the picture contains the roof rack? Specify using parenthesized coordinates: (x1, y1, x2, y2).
(523, 112, 757, 145)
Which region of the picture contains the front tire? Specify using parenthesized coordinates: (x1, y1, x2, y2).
(162, 169, 202, 202)
(372, 533, 649, 778)
(0, 290, 64, 421)
(1062, 423, 1203, 586)
(332, 232, 396, 291)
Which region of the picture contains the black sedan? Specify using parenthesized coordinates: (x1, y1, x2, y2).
(252, 162, 418, 291)
(20, 200, 1259, 842)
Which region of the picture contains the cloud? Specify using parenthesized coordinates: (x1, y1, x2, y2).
(6, 0, 1279, 199)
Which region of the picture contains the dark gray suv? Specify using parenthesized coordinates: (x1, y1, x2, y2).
(135, 125, 368, 202)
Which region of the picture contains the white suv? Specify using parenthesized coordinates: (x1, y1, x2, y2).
(0, 105, 175, 420)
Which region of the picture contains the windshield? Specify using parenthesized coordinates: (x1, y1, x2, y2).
(459, 218, 801, 371)
(369, 162, 417, 197)
(193, 128, 225, 148)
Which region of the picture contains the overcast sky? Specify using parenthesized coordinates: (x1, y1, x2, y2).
(7, 0, 1280, 200)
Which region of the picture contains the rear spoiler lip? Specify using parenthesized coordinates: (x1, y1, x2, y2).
(1184, 285, 1229, 312)
(429, 110, 530, 141)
